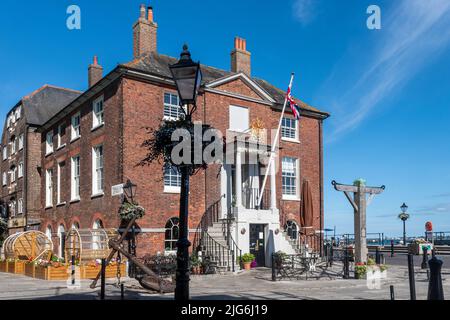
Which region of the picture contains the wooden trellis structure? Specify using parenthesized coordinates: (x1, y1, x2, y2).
(2, 231, 53, 261)
(65, 228, 119, 263)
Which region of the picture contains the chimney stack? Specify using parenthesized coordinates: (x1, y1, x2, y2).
(231, 37, 251, 76)
(133, 4, 158, 58)
(88, 56, 103, 88)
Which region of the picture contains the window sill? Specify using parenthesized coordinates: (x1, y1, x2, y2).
(281, 138, 300, 144)
(282, 195, 301, 201)
(70, 136, 81, 144)
(91, 192, 104, 199)
(56, 144, 66, 151)
(70, 198, 80, 204)
(45, 151, 53, 157)
(45, 205, 53, 210)
(164, 186, 181, 194)
(56, 202, 66, 207)
(91, 123, 104, 132)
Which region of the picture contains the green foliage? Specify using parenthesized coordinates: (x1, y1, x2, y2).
(367, 257, 376, 266)
(0, 218, 8, 246)
(119, 201, 146, 221)
(240, 253, 255, 264)
(355, 264, 367, 275)
(379, 264, 388, 272)
(190, 255, 201, 267)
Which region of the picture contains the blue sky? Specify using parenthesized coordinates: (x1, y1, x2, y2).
(1, 0, 449, 237)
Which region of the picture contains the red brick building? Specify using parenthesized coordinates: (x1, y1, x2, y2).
(0, 86, 80, 236)
(15, 5, 328, 266)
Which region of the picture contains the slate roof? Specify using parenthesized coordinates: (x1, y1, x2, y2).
(19, 85, 81, 126)
(123, 52, 328, 115)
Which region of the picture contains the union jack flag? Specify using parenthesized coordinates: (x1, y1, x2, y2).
(286, 87, 301, 120)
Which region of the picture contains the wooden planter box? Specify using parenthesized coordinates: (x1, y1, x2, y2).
(24, 263, 36, 278)
(81, 264, 127, 279)
(0, 261, 8, 273)
(7, 261, 25, 274)
(34, 265, 70, 280)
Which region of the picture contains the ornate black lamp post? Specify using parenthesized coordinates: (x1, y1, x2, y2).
(123, 179, 138, 276)
(169, 44, 202, 301)
(398, 203, 409, 246)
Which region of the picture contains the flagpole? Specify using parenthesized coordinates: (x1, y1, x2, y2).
(257, 72, 295, 208)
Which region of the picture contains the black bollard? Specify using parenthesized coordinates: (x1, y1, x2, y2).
(421, 247, 428, 270)
(390, 285, 395, 300)
(100, 258, 106, 300)
(121, 283, 125, 300)
(271, 254, 276, 281)
(407, 254, 416, 300)
(427, 256, 444, 300)
(376, 247, 381, 265)
(71, 255, 76, 285)
(390, 240, 394, 257)
(329, 244, 334, 267)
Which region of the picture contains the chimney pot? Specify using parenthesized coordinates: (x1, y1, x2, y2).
(148, 6, 154, 22)
(140, 4, 146, 18)
(231, 36, 251, 75)
(88, 55, 103, 88)
(133, 4, 158, 58)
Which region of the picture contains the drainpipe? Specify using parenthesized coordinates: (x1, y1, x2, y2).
(319, 120, 324, 256)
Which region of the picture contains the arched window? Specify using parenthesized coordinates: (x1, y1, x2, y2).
(57, 224, 65, 259)
(92, 219, 103, 250)
(165, 217, 180, 252)
(285, 220, 298, 240)
(92, 219, 103, 230)
(71, 222, 80, 230)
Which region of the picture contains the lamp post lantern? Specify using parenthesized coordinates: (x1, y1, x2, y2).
(123, 179, 137, 203)
(398, 203, 409, 246)
(122, 179, 138, 276)
(169, 44, 202, 301)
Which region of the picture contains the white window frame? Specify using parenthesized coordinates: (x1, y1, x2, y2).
(57, 124, 65, 149)
(10, 166, 16, 183)
(18, 198, 23, 215)
(18, 134, 24, 150)
(45, 169, 53, 207)
(11, 138, 16, 155)
(9, 200, 16, 218)
(18, 162, 23, 178)
(56, 162, 64, 205)
(46, 131, 53, 155)
(281, 117, 299, 142)
(16, 106, 21, 120)
(71, 112, 81, 141)
(71, 155, 80, 201)
(2, 172, 7, 186)
(92, 96, 104, 129)
(92, 145, 104, 196)
(2, 147, 7, 160)
(163, 163, 181, 193)
(163, 93, 184, 121)
(282, 157, 300, 201)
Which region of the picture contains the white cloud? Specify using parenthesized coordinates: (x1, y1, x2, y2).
(293, 0, 317, 25)
(319, 0, 450, 143)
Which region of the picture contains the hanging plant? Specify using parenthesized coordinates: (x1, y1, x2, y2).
(139, 118, 219, 174)
(119, 201, 146, 221)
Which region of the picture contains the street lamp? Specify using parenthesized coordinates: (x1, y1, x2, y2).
(123, 179, 138, 276)
(169, 44, 202, 301)
(398, 203, 410, 246)
(123, 179, 137, 203)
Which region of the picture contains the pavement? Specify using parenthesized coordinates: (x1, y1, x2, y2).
(0, 261, 449, 300)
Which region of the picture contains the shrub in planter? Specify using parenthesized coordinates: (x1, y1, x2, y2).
(240, 253, 255, 270)
(190, 255, 202, 274)
(355, 263, 367, 279)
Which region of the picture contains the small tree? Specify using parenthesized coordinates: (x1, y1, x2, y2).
(0, 218, 7, 246)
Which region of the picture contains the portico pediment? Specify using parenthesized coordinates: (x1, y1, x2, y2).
(205, 73, 275, 105)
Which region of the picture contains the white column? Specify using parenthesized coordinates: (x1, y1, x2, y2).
(235, 151, 242, 208)
(270, 155, 277, 210)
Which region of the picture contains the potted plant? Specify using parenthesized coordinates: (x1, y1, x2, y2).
(379, 264, 388, 279)
(240, 253, 255, 270)
(355, 262, 367, 279)
(190, 255, 201, 274)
